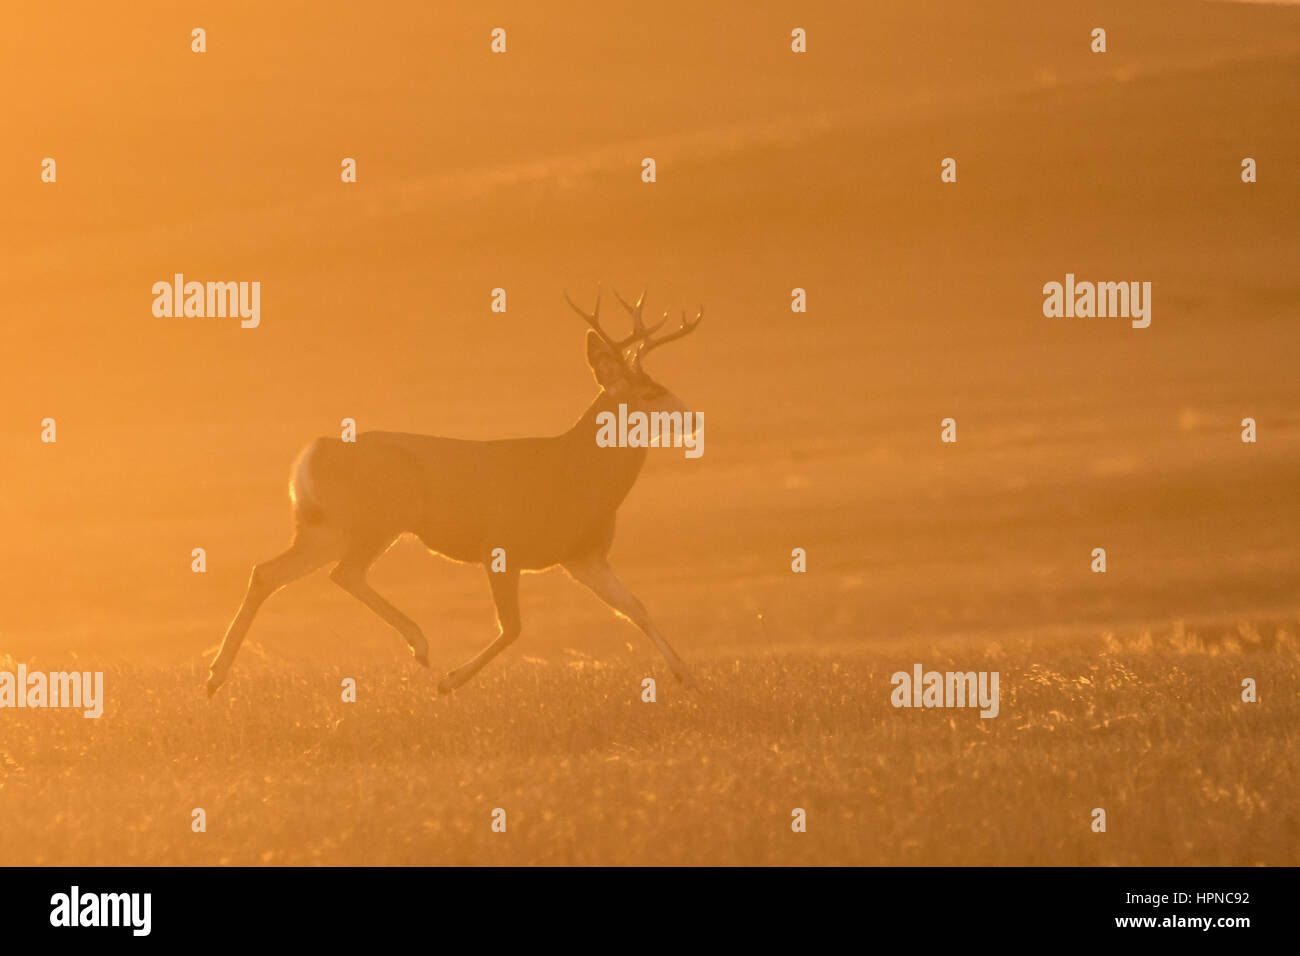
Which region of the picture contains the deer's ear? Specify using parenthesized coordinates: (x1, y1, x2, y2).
(586, 330, 625, 387)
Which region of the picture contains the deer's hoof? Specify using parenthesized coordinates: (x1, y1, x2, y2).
(413, 651, 430, 668)
(205, 676, 223, 698)
(437, 670, 466, 696)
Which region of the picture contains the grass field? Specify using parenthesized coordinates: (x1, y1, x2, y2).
(2, 616, 1295, 866)
(3, 1, 1300, 868)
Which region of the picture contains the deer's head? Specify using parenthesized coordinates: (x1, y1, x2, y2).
(565, 285, 702, 429)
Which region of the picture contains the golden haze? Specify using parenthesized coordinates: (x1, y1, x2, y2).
(1, 0, 1298, 865)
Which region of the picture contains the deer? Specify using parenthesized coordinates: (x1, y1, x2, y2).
(206, 286, 702, 697)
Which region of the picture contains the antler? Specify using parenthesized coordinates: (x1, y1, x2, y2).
(564, 283, 665, 359)
(613, 287, 666, 342)
(637, 305, 703, 361)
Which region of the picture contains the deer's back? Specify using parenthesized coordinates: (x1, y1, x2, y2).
(294, 430, 642, 569)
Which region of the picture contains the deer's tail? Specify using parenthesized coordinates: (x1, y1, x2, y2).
(289, 438, 328, 525)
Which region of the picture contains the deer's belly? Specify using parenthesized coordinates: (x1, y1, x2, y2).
(412, 507, 615, 571)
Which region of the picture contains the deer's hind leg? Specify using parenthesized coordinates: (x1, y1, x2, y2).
(207, 523, 345, 695)
(329, 534, 430, 666)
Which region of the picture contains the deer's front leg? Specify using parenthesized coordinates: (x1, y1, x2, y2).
(437, 566, 521, 694)
(562, 553, 692, 685)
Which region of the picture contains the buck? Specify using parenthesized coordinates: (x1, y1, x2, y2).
(206, 286, 702, 696)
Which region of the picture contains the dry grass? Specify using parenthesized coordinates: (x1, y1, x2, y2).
(1, 619, 1296, 866)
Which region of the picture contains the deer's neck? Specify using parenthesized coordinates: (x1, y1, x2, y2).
(562, 391, 649, 500)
